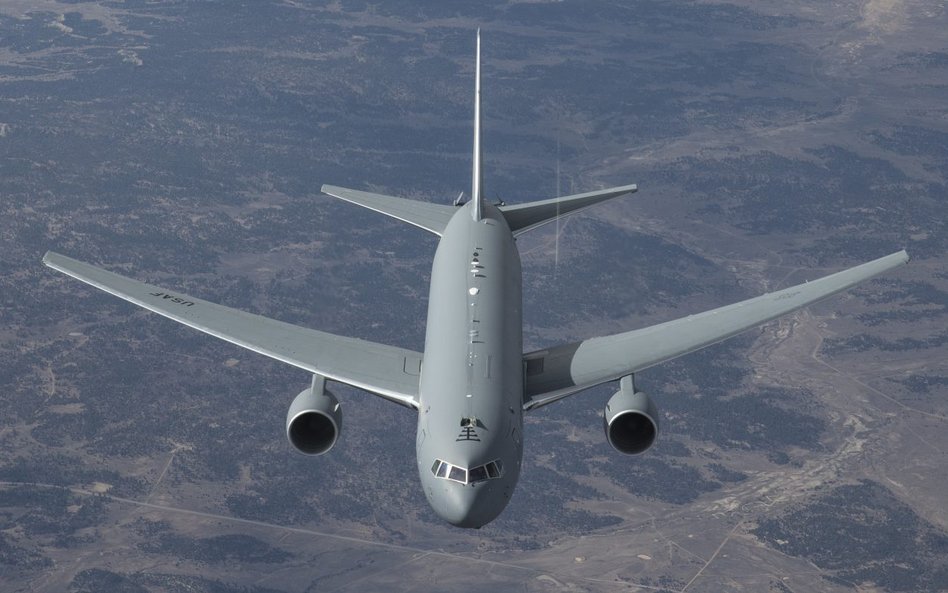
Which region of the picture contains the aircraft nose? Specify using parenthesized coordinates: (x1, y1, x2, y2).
(435, 485, 497, 529)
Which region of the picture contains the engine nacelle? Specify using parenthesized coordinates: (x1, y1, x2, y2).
(603, 378, 659, 455)
(286, 376, 341, 455)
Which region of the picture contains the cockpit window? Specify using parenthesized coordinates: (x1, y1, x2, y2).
(430, 458, 504, 485)
(448, 466, 467, 483)
(468, 465, 488, 483)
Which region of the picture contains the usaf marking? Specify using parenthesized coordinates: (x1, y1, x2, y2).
(149, 291, 195, 307)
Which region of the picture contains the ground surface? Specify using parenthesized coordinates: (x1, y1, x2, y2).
(1, 1, 946, 592)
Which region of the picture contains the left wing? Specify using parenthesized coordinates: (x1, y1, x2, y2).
(43, 251, 422, 409)
(523, 250, 909, 411)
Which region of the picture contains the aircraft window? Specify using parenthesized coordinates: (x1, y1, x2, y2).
(448, 466, 467, 483)
(469, 465, 488, 483)
(432, 459, 503, 484)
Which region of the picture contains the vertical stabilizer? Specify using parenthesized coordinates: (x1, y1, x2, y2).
(471, 30, 484, 221)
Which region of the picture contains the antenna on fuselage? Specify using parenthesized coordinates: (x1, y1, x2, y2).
(471, 29, 484, 222)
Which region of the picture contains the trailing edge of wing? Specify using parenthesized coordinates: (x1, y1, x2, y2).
(321, 184, 457, 236)
(43, 251, 422, 409)
(523, 250, 910, 411)
(499, 183, 637, 236)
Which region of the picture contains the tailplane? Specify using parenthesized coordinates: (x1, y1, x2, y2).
(323, 32, 636, 238)
(321, 185, 456, 236)
(499, 184, 638, 236)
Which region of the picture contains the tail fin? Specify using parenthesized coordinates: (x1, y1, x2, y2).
(471, 29, 484, 221)
(499, 184, 638, 236)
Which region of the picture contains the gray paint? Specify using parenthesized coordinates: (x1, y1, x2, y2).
(522, 250, 911, 410)
(416, 201, 523, 527)
(42, 251, 422, 409)
(41, 33, 912, 529)
(321, 184, 455, 236)
(499, 183, 638, 235)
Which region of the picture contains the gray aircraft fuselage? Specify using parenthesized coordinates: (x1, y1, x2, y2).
(416, 200, 523, 528)
(41, 31, 910, 532)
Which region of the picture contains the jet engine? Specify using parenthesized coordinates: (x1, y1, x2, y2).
(286, 376, 341, 455)
(603, 376, 659, 455)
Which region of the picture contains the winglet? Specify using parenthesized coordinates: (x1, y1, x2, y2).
(471, 29, 484, 221)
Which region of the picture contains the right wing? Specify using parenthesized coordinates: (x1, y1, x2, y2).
(43, 252, 422, 409)
(523, 250, 910, 411)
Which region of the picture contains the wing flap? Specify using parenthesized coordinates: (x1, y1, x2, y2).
(43, 251, 421, 408)
(321, 185, 457, 236)
(524, 250, 910, 410)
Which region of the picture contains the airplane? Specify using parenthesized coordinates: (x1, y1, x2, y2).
(43, 31, 909, 529)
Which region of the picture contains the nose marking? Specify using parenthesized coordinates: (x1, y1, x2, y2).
(456, 426, 480, 441)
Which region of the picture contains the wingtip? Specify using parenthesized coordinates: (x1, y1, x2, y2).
(877, 249, 910, 269)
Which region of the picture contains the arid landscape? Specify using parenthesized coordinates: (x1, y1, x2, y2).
(1, 1, 946, 591)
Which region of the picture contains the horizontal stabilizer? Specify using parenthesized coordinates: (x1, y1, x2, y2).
(523, 250, 910, 411)
(321, 185, 456, 236)
(499, 183, 637, 236)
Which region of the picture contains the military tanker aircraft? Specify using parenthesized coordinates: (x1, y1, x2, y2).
(44, 32, 909, 528)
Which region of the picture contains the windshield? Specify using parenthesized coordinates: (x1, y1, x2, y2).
(430, 458, 504, 485)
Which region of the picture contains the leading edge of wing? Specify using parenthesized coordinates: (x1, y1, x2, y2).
(43, 251, 421, 409)
(321, 185, 457, 236)
(523, 250, 910, 411)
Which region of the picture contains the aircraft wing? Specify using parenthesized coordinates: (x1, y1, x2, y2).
(43, 251, 422, 409)
(522, 250, 910, 411)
